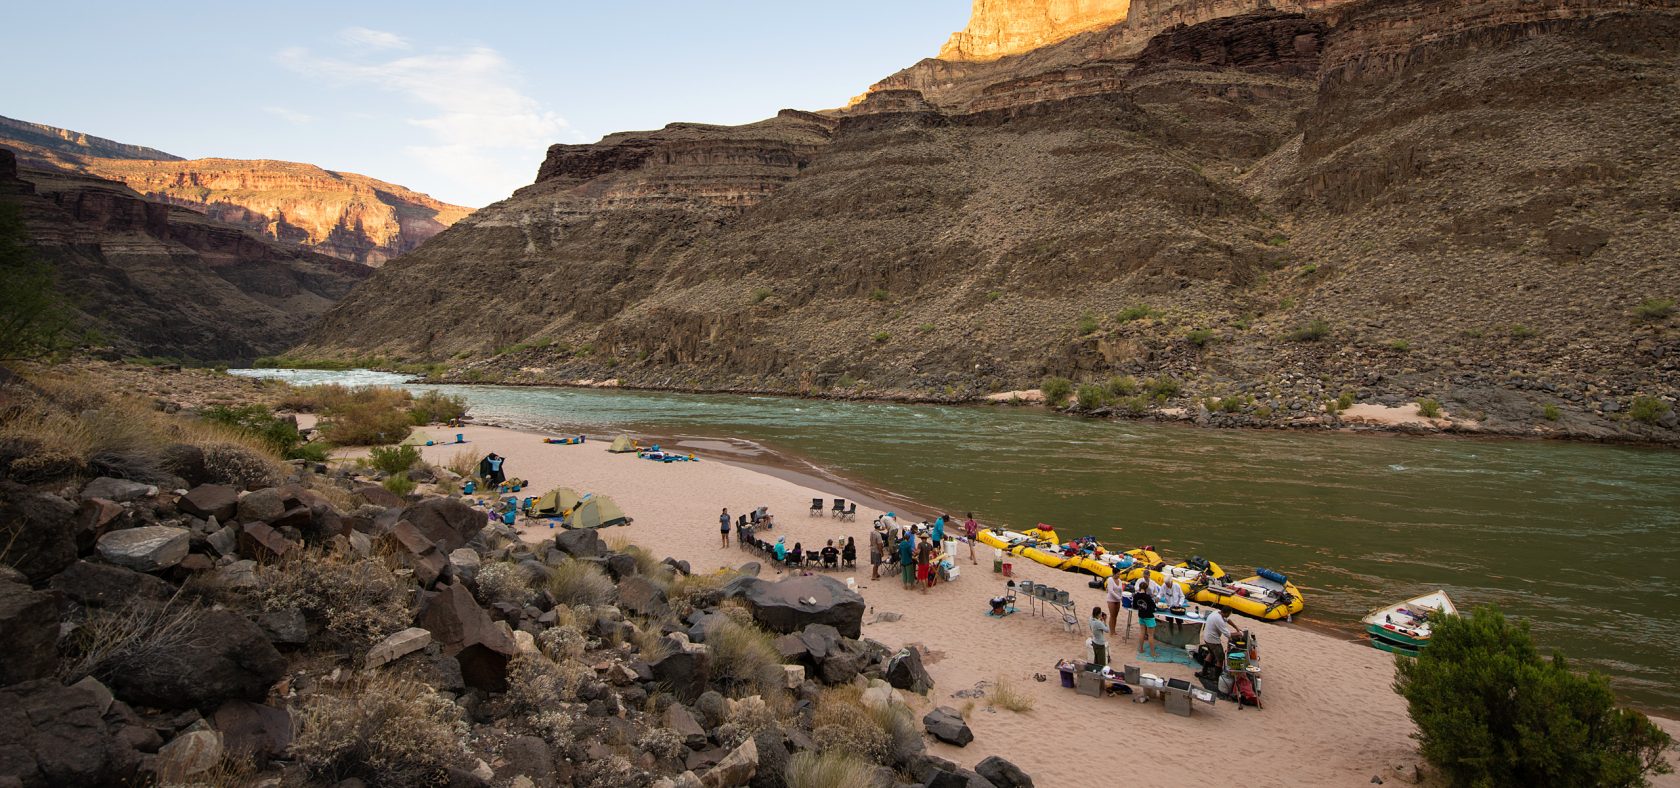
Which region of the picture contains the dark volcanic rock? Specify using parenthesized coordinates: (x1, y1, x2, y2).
(72, 498, 125, 552)
(554, 528, 605, 558)
(0, 580, 60, 685)
(418, 582, 518, 692)
(650, 647, 710, 703)
(0, 679, 123, 787)
(95, 525, 189, 572)
(922, 706, 974, 746)
(80, 477, 154, 503)
(617, 574, 668, 618)
(48, 560, 171, 608)
(159, 444, 209, 487)
(741, 574, 864, 638)
(105, 608, 285, 711)
(211, 700, 292, 762)
(886, 647, 934, 694)
(0, 483, 78, 583)
(976, 755, 1034, 788)
(403, 498, 483, 552)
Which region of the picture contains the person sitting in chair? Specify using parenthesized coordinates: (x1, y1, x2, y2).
(821, 540, 840, 569)
(786, 542, 803, 567)
(773, 537, 788, 562)
(841, 536, 857, 567)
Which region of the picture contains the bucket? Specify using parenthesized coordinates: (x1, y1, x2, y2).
(455, 433, 464, 443)
(993, 557, 1003, 574)
(1059, 668, 1076, 688)
(1002, 562, 1013, 577)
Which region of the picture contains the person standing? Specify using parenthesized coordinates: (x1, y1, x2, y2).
(1198, 607, 1240, 678)
(963, 513, 979, 565)
(1104, 571, 1130, 642)
(1157, 575, 1188, 636)
(915, 534, 933, 594)
(931, 514, 947, 549)
(718, 508, 731, 548)
(898, 530, 916, 590)
(869, 523, 886, 580)
(1134, 579, 1159, 659)
(1089, 606, 1111, 666)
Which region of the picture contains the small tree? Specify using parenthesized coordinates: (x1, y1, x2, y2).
(1039, 377, 1073, 407)
(0, 204, 79, 362)
(1395, 606, 1673, 788)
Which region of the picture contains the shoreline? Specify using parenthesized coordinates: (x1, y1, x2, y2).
(367, 421, 1680, 786)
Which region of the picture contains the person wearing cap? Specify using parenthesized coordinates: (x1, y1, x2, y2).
(1198, 607, 1239, 678)
(869, 522, 886, 580)
(897, 528, 916, 589)
(915, 533, 934, 594)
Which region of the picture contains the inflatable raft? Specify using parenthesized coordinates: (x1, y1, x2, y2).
(1188, 568, 1304, 621)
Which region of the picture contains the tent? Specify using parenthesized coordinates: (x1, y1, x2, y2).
(607, 435, 638, 453)
(564, 496, 631, 529)
(530, 487, 584, 518)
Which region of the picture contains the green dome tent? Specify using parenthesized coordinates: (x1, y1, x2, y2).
(529, 487, 583, 518)
(607, 435, 638, 453)
(564, 496, 631, 529)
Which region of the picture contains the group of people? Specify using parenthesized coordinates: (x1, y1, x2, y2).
(1088, 571, 1240, 667)
(862, 512, 979, 593)
(717, 506, 776, 548)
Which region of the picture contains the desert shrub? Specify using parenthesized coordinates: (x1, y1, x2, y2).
(1634, 298, 1675, 320)
(667, 570, 730, 608)
(1106, 375, 1139, 397)
(1417, 398, 1443, 418)
(0, 204, 80, 361)
(1146, 376, 1181, 401)
(811, 687, 892, 764)
(321, 402, 412, 446)
(1629, 396, 1671, 425)
(575, 755, 643, 788)
(1396, 606, 1673, 788)
(1075, 384, 1107, 411)
(916, 322, 935, 334)
(1338, 391, 1356, 410)
(870, 330, 891, 344)
(368, 444, 422, 475)
(408, 390, 468, 425)
(381, 474, 416, 497)
(1543, 404, 1561, 422)
(868, 288, 888, 302)
(548, 560, 615, 607)
(1186, 328, 1214, 347)
(1115, 304, 1154, 323)
(985, 290, 1002, 302)
(442, 448, 478, 479)
(1040, 376, 1074, 407)
(1076, 312, 1099, 335)
(291, 674, 468, 787)
(1388, 339, 1412, 352)
(1285, 318, 1330, 342)
(290, 440, 332, 463)
(202, 442, 284, 489)
(1510, 324, 1537, 339)
(1114, 395, 1150, 415)
(751, 287, 773, 304)
(637, 727, 687, 760)
(506, 654, 592, 713)
(257, 548, 411, 653)
(200, 404, 303, 456)
(536, 624, 588, 662)
(989, 675, 1035, 712)
(707, 618, 783, 696)
(58, 595, 206, 684)
(786, 750, 878, 788)
(476, 561, 534, 606)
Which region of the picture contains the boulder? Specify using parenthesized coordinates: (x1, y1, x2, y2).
(554, 528, 605, 558)
(922, 707, 973, 747)
(69, 677, 113, 716)
(449, 548, 482, 582)
(95, 526, 190, 572)
(354, 484, 405, 508)
(772, 634, 809, 663)
(366, 627, 433, 668)
(257, 607, 312, 645)
(237, 521, 296, 561)
(211, 700, 291, 761)
(664, 703, 709, 750)
(0, 580, 60, 685)
(403, 498, 483, 552)
(886, 648, 934, 694)
(975, 755, 1033, 788)
(0, 483, 78, 583)
(663, 557, 691, 576)
(105, 609, 285, 711)
(307, 504, 348, 541)
(742, 575, 865, 638)
(177, 484, 238, 521)
(720, 575, 761, 599)
(159, 444, 210, 487)
(0, 679, 122, 786)
(73, 498, 125, 552)
(389, 520, 449, 587)
(604, 552, 639, 581)
(737, 561, 761, 577)
(650, 647, 710, 703)
(206, 523, 240, 557)
(418, 583, 519, 692)
(235, 488, 287, 524)
(155, 729, 222, 782)
(702, 736, 757, 788)
(48, 560, 171, 608)
(798, 624, 842, 661)
(694, 690, 728, 729)
(618, 575, 670, 618)
(80, 477, 155, 503)
(215, 559, 260, 589)
(495, 735, 555, 784)
(817, 646, 864, 686)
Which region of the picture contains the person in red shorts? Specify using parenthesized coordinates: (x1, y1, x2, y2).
(915, 533, 933, 595)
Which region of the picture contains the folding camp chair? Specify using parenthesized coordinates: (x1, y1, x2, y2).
(786, 551, 803, 568)
(809, 498, 823, 516)
(808, 550, 823, 569)
(841, 502, 857, 521)
(822, 551, 839, 571)
(831, 498, 845, 517)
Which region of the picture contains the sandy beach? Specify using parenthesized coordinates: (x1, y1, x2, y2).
(374, 423, 1679, 788)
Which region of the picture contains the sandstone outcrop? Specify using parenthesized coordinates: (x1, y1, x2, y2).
(0, 114, 470, 264)
(939, 0, 1134, 62)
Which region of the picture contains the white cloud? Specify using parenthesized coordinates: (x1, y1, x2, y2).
(262, 106, 314, 124)
(278, 40, 569, 206)
(338, 27, 409, 51)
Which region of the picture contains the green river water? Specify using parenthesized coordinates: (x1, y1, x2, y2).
(234, 369, 1680, 712)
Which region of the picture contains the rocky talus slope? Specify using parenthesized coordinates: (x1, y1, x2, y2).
(304, 0, 1679, 444)
(0, 149, 369, 361)
(0, 115, 471, 265)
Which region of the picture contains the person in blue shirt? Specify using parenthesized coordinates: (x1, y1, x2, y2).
(898, 530, 916, 589)
(931, 514, 947, 547)
(773, 537, 787, 562)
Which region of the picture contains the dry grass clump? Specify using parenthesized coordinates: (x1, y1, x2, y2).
(290, 673, 468, 788)
(547, 559, 615, 607)
(811, 686, 893, 764)
(202, 442, 284, 489)
(505, 653, 593, 714)
(475, 560, 534, 606)
(58, 594, 206, 684)
(988, 675, 1036, 713)
(635, 727, 687, 760)
(667, 570, 733, 608)
(256, 548, 412, 653)
(706, 618, 784, 697)
(536, 623, 588, 662)
(443, 448, 478, 479)
(785, 750, 881, 788)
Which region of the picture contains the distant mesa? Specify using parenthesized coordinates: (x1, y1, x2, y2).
(0, 114, 471, 266)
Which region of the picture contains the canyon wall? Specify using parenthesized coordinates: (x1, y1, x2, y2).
(0, 116, 471, 265)
(939, 0, 1133, 61)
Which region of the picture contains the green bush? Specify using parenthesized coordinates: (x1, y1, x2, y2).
(1388, 339, 1412, 352)
(985, 290, 1002, 302)
(1629, 396, 1671, 425)
(1186, 328, 1214, 347)
(1417, 398, 1443, 418)
(291, 441, 332, 463)
(1076, 312, 1099, 335)
(1338, 391, 1356, 410)
(1115, 395, 1149, 415)
(201, 404, 303, 455)
(871, 331, 891, 344)
(408, 391, 468, 425)
(751, 287, 773, 304)
(1285, 319, 1330, 342)
(868, 288, 889, 302)
(381, 474, 416, 497)
(1075, 384, 1107, 411)
(1395, 606, 1673, 788)
(369, 444, 422, 475)
(1040, 377, 1074, 407)
(1510, 324, 1537, 339)
(1146, 376, 1181, 401)
(1105, 375, 1139, 397)
(548, 560, 615, 607)
(1543, 404, 1561, 422)
(916, 322, 935, 334)
(1115, 304, 1154, 323)
(1633, 298, 1674, 321)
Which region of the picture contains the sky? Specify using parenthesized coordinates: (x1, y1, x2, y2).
(0, 1, 970, 207)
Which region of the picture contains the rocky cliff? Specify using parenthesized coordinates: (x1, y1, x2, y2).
(304, 0, 1680, 443)
(0, 149, 370, 361)
(0, 116, 471, 265)
(939, 0, 1134, 61)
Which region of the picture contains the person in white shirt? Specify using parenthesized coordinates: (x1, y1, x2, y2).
(1104, 572, 1130, 641)
(1157, 576, 1188, 635)
(1198, 608, 1240, 678)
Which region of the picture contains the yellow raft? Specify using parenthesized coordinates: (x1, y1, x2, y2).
(976, 528, 1124, 577)
(1190, 570, 1305, 621)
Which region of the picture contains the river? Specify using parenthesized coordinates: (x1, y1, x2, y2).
(232, 369, 1680, 712)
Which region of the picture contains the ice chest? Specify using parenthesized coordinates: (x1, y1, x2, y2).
(1074, 670, 1105, 698)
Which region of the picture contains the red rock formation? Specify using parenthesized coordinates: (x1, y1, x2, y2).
(939, 0, 1133, 61)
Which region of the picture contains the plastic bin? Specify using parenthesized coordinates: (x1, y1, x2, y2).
(1002, 562, 1013, 577)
